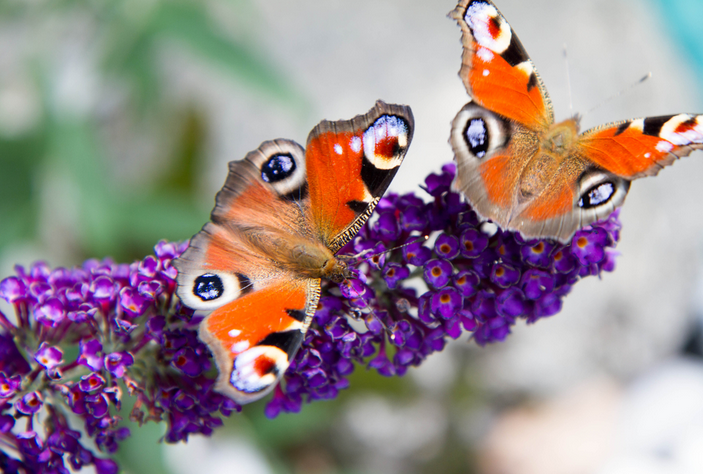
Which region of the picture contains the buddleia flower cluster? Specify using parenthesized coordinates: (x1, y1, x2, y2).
(265, 163, 620, 415)
(0, 164, 620, 470)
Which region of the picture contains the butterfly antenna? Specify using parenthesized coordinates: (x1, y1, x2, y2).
(584, 72, 652, 117)
(340, 235, 428, 333)
(349, 235, 429, 267)
(563, 43, 574, 115)
(339, 274, 395, 339)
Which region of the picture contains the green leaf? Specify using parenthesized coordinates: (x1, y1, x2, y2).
(151, 2, 302, 105)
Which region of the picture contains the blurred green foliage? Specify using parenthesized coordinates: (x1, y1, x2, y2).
(0, 0, 303, 264)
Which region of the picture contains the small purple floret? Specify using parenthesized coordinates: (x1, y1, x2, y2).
(105, 352, 134, 378)
(424, 259, 453, 289)
(16, 391, 43, 415)
(35, 343, 64, 370)
(79, 339, 104, 371)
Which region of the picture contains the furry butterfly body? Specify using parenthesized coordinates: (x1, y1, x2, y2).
(450, 0, 703, 242)
(174, 101, 414, 403)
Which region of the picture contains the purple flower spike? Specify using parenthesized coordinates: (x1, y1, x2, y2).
(35, 343, 64, 370)
(430, 288, 462, 319)
(0, 162, 623, 467)
(571, 227, 610, 265)
(424, 259, 454, 289)
(16, 391, 43, 415)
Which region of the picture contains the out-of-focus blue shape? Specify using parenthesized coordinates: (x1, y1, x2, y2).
(651, 0, 703, 103)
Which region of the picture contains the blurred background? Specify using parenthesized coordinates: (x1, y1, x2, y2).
(2, 0, 703, 472)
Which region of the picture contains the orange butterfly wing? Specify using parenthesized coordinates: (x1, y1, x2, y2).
(450, 0, 553, 130)
(306, 102, 414, 252)
(579, 114, 703, 178)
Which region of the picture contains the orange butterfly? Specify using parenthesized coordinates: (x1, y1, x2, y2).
(174, 101, 414, 404)
(450, 0, 703, 242)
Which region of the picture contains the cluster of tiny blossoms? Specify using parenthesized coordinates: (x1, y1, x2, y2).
(0, 242, 238, 473)
(0, 164, 620, 470)
(267, 163, 620, 415)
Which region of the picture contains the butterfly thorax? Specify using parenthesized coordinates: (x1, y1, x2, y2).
(543, 118, 580, 154)
(247, 229, 349, 283)
(518, 118, 581, 200)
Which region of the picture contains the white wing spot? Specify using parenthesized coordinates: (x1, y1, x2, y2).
(482, 69, 490, 76)
(629, 119, 645, 132)
(231, 340, 250, 353)
(230, 346, 287, 393)
(334, 143, 343, 154)
(350, 136, 362, 153)
(659, 114, 699, 145)
(228, 329, 241, 337)
(465, 2, 511, 53)
(644, 152, 651, 158)
(515, 61, 534, 78)
(361, 115, 408, 170)
(476, 47, 494, 63)
(655, 140, 673, 153)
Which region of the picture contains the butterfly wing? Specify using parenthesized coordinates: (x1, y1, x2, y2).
(174, 140, 321, 404)
(567, 114, 703, 228)
(450, 0, 553, 129)
(306, 100, 414, 252)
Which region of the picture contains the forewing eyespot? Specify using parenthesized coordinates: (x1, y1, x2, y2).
(193, 273, 224, 301)
(261, 154, 297, 183)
